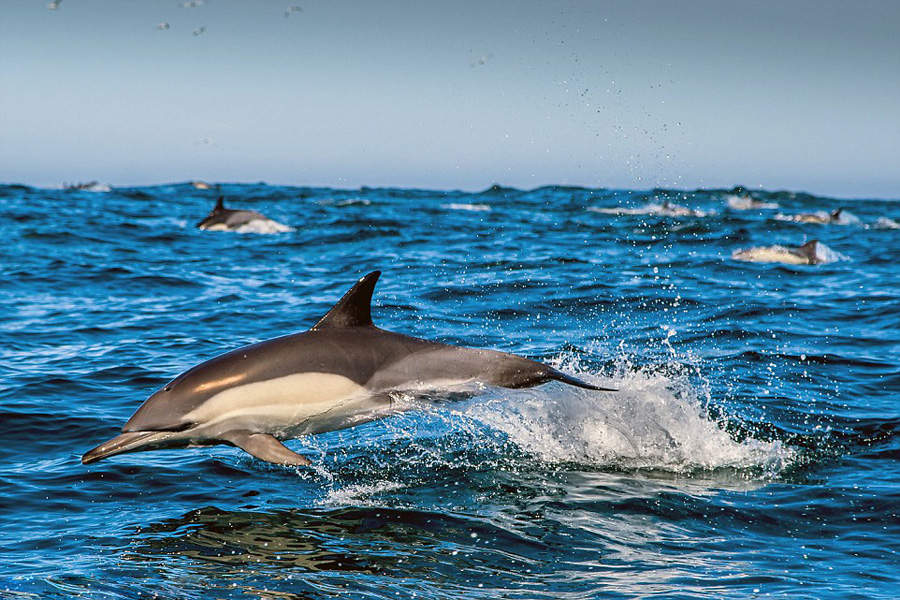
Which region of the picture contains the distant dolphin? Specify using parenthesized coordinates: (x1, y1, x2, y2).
(725, 195, 779, 210)
(776, 208, 858, 225)
(732, 240, 824, 265)
(82, 271, 614, 467)
(794, 209, 841, 224)
(589, 200, 713, 217)
(63, 180, 111, 192)
(196, 197, 289, 232)
(658, 200, 697, 217)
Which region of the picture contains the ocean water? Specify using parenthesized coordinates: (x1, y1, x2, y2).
(1, 182, 898, 599)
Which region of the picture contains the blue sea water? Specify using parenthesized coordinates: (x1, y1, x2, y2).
(0, 182, 898, 599)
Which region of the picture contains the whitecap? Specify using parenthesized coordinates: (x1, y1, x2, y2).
(873, 217, 900, 229)
(441, 203, 492, 212)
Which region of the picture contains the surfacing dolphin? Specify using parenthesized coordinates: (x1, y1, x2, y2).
(775, 208, 860, 226)
(196, 197, 289, 232)
(83, 271, 614, 467)
(732, 240, 825, 265)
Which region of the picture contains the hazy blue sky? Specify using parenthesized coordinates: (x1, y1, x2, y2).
(1, 0, 898, 197)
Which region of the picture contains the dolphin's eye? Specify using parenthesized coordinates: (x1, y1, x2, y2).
(164, 386, 172, 392)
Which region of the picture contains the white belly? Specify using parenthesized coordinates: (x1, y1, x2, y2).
(733, 247, 807, 264)
(183, 372, 378, 438)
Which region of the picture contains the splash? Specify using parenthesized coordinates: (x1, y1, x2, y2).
(811, 241, 849, 263)
(462, 360, 793, 475)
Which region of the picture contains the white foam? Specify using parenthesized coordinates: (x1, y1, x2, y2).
(320, 480, 407, 506)
(811, 241, 848, 263)
(461, 362, 793, 475)
(441, 203, 492, 212)
(874, 217, 900, 229)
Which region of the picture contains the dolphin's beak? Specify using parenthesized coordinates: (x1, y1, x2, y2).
(82, 431, 169, 464)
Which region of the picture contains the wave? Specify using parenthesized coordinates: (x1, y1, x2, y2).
(477, 184, 521, 196)
(0, 183, 33, 195)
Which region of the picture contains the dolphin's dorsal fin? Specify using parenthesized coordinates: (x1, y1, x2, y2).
(214, 196, 226, 212)
(311, 271, 381, 330)
(798, 240, 819, 263)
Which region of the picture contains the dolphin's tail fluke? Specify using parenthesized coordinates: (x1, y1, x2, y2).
(82, 431, 171, 464)
(546, 368, 618, 392)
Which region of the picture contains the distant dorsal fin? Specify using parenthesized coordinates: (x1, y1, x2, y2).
(798, 240, 820, 263)
(311, 271, 381, 330)
(214, 196, 226, 212)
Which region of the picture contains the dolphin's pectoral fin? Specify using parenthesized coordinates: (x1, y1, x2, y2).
(222, 431, 312, 467)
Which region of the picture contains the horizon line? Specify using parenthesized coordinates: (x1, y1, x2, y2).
(2, 179, 898, 202)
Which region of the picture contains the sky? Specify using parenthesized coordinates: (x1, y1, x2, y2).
(0, 0, 898, 198)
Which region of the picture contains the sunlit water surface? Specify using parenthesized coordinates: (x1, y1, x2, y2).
(1, 183, 898, 599)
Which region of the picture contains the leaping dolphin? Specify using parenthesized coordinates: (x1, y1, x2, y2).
(83, 271, 614, 467)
